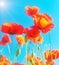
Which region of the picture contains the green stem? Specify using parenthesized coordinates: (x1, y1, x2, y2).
(7, 44, 12, 63)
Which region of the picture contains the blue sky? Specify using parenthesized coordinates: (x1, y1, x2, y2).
(0, 0, 59, 64)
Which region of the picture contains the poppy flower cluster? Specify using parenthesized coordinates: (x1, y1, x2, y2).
(1, 49, 59, 65)
(0, 22, 43, 46)
(0, 22, 24, 46)
(26, 49, 59, 65)
(26, 54, 53, 65)
(0, 6, 54, 46)
(0, 6, 55, 65)
(25, 6, 54, 34)
(25, 6, 54, 44)
(24, 6, 54, 45)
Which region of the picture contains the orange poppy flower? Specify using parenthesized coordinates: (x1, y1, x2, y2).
(26, 55, 43, 65)
(28, 34, 43, 44)
(44, 50, 59, 61)
(1, 22, 24, 35)
(44, 50, 52, 61)
(16, 35, 26, 46)
(0, 55, 11, 65)
(33, 14, 54, 33)
(46, 61, 54, 65)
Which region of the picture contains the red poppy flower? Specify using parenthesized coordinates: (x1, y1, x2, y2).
(24, 26, 40, 38)
(1, 22, 24, 35)
(0, 34, 11, 46)
(25, 6, 39, 17)
(24, 26, 43, 44)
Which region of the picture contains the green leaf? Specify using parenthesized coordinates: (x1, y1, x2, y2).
(15, 48, 21, 57)
(31, 52, 34, 57)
